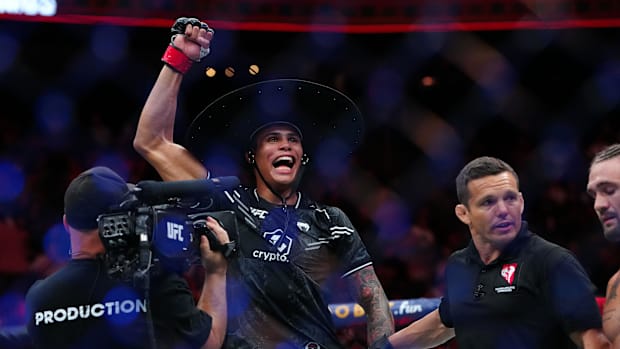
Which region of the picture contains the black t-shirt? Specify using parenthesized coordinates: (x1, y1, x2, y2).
(25, 258, 212, 349)
(210, 186, 372, 349)
(438, 221, 602, 349)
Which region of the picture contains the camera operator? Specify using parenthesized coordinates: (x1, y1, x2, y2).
(25, 166, 230, 349)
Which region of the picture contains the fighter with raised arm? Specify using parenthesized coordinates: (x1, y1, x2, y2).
(134, 17, 393, 349)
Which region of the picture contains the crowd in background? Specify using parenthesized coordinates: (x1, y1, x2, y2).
(0, 20, 619, 348)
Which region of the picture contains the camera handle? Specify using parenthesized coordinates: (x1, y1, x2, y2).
(194, 220, 238, 259)
(134, 208, 157, 349)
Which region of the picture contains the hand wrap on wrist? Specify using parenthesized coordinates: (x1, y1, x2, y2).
(161, 45, 193, 74)
(161, 17, 215, 73)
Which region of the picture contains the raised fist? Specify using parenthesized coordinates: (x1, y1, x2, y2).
(169, 17, 214, 62)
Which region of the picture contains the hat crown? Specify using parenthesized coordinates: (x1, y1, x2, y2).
(64, 166, 131, 230)
(186, 78, 364, 167)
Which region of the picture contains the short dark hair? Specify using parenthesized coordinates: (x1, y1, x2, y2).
(456, 156, 519, 206)
(248, 121, 303, 151)
(591, 143, 620, 167)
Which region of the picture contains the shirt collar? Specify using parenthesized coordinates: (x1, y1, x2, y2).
(252, 188, 303, 210)
(465, 220, 532, 265)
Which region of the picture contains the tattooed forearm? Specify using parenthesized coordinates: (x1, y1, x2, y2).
(603, 306, 617, 323)
(604, 272, 620, 342)
(605, 275, 620, 323)
(350, 266, 394, 345)
(608, 276, 620, 301)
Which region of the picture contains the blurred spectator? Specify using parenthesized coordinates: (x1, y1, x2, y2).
(0, 216, 30, 285)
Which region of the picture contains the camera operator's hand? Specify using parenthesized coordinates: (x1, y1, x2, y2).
(200, 216, 229, 274)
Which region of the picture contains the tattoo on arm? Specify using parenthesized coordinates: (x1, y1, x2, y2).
(604, 275, 620, 331)
(608, 277, 620, 301)
(603, 307, 616, 322)
(350, 267, 394, 345)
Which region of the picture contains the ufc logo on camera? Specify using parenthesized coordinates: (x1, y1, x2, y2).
(152, 209, 192, 259)
(167, 222, 184, 242)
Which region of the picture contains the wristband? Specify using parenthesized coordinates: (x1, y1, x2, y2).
(219, 241, 238, 259)
(161, 45, 193, 74)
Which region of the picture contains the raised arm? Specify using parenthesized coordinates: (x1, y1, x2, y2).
(348, 265, 394, 346)
(134, 17, 213, 181)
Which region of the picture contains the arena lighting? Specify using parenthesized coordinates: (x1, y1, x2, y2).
(3, 16, 620, 32)
(249, 64, 260, 76)
(224, 67, 235, 78)
(0, 0, 57, 16)
(205, 67, 217, 78)
(2, 0, 620, 32)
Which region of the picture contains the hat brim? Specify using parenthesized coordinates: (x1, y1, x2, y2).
(185, 79, 364, 166)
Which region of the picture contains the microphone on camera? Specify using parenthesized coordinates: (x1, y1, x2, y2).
(134, 176, 240, 204)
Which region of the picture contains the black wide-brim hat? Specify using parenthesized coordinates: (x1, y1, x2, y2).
(185, 79, 364, 167)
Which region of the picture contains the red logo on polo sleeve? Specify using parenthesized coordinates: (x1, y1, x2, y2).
(501, 263, 517, 285)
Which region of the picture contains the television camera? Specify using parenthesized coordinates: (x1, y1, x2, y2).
(97, 177, 240, 283)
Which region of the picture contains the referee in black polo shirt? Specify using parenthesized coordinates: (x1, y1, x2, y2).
(376, 156, 611, 349)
